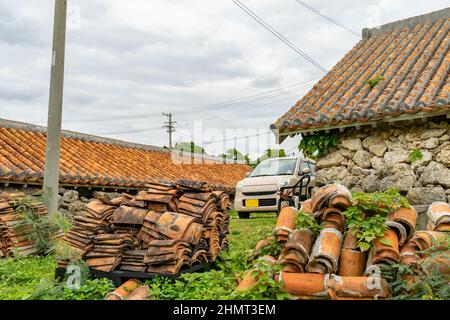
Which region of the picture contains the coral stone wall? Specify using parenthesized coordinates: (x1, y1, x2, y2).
(314, 117, 450, 205)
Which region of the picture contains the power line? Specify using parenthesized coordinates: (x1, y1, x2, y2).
(63, 78, 319, 125)
(202, 131, 272, 146)
(97, 84, 312, 136)
(291, 0, 361, 38)
(232, 0, 328, 73)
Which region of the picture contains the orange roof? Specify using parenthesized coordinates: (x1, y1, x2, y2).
(272, 8, 450, 136)
(0, 119, 251, 190)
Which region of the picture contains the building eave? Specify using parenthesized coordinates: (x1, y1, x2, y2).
(276, 110, 450, 138)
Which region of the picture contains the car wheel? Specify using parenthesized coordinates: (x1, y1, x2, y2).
(238, 212, 251, 219)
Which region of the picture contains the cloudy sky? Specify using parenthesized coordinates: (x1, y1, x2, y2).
(0, 0, 448, 159)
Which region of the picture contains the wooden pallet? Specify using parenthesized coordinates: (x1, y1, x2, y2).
(55, 263, 211, 286)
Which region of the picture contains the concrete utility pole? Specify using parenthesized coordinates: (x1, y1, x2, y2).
(162, 113, 176, 149)
(43, 0, 67, 217)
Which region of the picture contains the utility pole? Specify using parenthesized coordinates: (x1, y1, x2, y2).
(162, 113, 176, 149)
(43, 0, 67, 217)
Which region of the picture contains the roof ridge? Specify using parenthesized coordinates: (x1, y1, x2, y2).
(363, 7, 450, 39)
(0, 118, 245, 165)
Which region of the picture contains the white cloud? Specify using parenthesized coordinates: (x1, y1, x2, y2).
(0, 0, 448, 156)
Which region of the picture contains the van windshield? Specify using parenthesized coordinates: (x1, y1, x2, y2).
(250, 159, 297, 177)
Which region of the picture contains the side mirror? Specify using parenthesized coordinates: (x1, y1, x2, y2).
(301, 167, 311, 175)
(245, 172, 251, 178)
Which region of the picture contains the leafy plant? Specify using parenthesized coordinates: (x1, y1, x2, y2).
(367, 76, 385, 88)
(231, 259, 290, 300)
(351, 188, 410, 216)
(409, 149, 423, 162)
(346, 213, 387, 251)
(12, 196, 64, 255)
(344, 189, 410, 251)
(387, 236, 450, 300)
(295, 210, 322, 236)
(298, 131, 339, 159)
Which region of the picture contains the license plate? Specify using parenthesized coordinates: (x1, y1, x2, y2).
(245, 199, 259, 207)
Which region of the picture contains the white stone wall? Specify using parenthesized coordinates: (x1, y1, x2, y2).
(314, 117, 450, 205)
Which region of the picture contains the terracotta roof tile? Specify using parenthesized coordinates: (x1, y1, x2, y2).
(272, 9, 450, 135)
(0, 120, 251, 190)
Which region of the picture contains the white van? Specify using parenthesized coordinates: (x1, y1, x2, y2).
(234, 157, 316, 219)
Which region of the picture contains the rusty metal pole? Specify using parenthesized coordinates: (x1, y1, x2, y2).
(43, 0, 67, 216)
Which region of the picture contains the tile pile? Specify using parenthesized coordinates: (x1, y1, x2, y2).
(238, 184, 450, 300)
(60, 179, 231, 275)
(85, 234, 134, 272)
(61, 200, 118, 261)
(0, 193, 48, 258)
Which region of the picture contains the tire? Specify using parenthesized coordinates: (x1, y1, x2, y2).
(238, 212, 251, 219)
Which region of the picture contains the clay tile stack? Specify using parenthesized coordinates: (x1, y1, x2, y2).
(61, 178, 231, 276)
(309, 183, 351, 233)
(63, 200, 117, 257)
(279, 229, 314, 273)
(400, 230, 448, 266)
(120, 250, 148, 272)
(213, 191, 231, 213)
(0, 195, 47, 257)
(138, 179, 180, 213)
(144, 239, 192, 274)
(178, 191, 218, 224)
(426, 202, 450, 232)
(111, 205, 149, 245)
(85, 233, 134, 272)
(239, 185, 450, 300)
(386, 206, 417, 245)
(306, 228, 343, 274)
(177, 179, 212, 192)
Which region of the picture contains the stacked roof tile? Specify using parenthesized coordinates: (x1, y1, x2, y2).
(272, 8, 450, 136)
(0, 119, 251, 191)
(59, 179, 231, 275)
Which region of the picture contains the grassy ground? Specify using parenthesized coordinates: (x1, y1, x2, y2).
(0, 212, 277, 300)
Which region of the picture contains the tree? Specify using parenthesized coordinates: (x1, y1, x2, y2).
(256, 149, 286, 163)
(174, 141, 207, 155)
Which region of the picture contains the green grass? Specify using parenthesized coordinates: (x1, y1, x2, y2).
(0, 213, 277, 300)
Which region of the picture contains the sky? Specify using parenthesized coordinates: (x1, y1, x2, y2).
(0, 0, 448, 159)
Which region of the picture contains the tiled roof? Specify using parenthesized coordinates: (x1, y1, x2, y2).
(272, 8, 450, 136)
(0, 119, 251, 190)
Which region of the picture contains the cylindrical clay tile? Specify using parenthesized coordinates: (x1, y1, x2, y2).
(236, 256, 276, 292)
(105, 279, 141, 300)
(274, 207, 297, 243)
(279, 272, 330, 299)
(329, 275, 390, 299)
(338, 248, 367, 277)
(307, 228, 343, 274)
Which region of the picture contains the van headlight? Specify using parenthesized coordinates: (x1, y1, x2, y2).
(236, 181, 245, 193)
(277, 178, 290, 190)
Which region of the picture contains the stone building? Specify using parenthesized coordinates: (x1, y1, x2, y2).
(271, 8, 450, 207)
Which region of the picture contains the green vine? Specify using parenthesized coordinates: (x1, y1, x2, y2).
(298, 131, 339, 159)
(343, 189, 410, 252)
(295, 211, 322, 237)
(232, 259, 290, 300)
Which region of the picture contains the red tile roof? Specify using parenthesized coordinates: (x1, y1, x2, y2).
(0, 119, 251, 190)
(272, 8, 450, 136)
